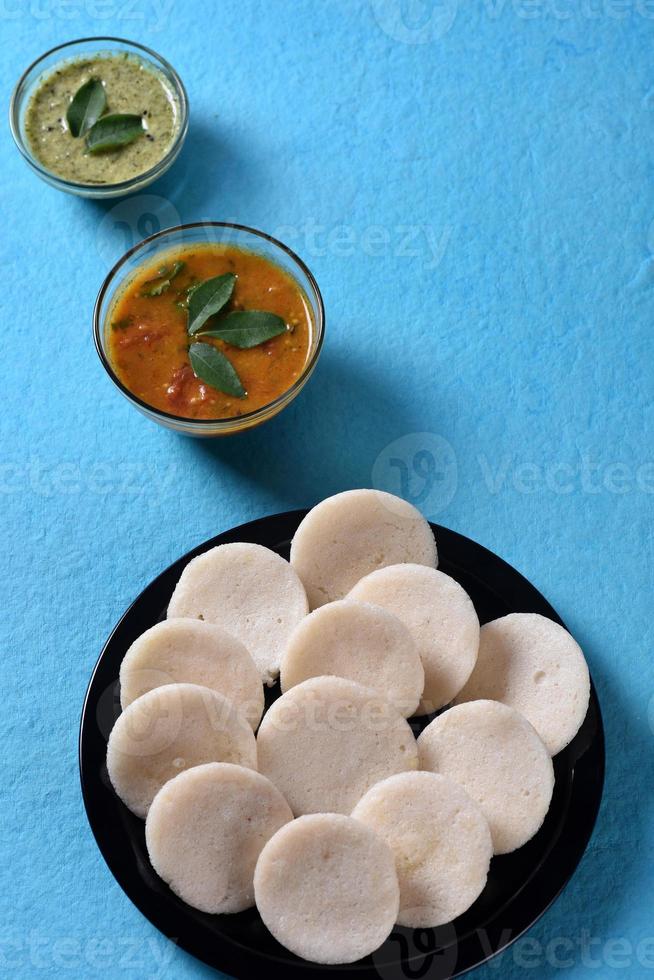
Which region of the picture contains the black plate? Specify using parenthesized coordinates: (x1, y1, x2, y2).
(79, 511, 604, 980)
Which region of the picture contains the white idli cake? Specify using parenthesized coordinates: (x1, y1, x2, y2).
(454, 613, 590, 755)
(349, 564, 479, 714)
(352, 771, 492, 927)
(145, 763, 293, 914)
(98, 494, 595, 954)
(167, 542, 308, 686)
(257, 675, 418, 814)
(417, 700, 554, 854)
(119, 618, 264, 730)
(254, 813, 399, 964)
(106, 683, 257, 818)
(289, 489, 437, 609)
(280, 599, 424, 717)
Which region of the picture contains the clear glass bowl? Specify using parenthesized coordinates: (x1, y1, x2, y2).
(9, 37, 188, 199)
(94, 222, 326, 436)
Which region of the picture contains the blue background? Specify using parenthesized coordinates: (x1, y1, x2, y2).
(1, 1, 653, 977)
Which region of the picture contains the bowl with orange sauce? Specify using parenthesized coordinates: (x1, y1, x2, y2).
(94, 223, 325, 435)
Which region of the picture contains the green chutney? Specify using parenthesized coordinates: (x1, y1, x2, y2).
(25, 53, 180, 185)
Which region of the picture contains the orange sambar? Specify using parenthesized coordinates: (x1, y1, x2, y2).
(107, 244, 312, 420)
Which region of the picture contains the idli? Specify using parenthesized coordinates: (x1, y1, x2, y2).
(120, 618, 264, 730)
(106, 683, 257, 818)
(257, 676, 418, 815)
(454, 613, 590, 755)
(254, 813, 399, 964)
(280, 600, 424, 717)
(167, 542, 309, 686)
(289, 489, 437, 609)
(352, 771, 492, 927)
(146, 763, 293, 914)
(349, 564, 479, 714)
(417, 700, 554, 854)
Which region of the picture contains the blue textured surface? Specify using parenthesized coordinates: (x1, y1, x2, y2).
(2, 2, 653, 977)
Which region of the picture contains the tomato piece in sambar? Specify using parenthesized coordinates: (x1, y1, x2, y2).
(107, 244, 312, 420)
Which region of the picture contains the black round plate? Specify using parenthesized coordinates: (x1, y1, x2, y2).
(79, 512, 604, 980)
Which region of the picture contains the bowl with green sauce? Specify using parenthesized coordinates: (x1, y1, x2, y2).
(9, 37, 188, 198)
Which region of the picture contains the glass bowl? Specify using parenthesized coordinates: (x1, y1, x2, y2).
(9, 37, 188, 199)
(93, 222, 325, 436)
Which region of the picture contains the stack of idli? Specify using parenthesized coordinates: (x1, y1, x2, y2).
(104, 489, 590, 966)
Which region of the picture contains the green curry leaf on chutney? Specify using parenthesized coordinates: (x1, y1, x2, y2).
(66, 77, 106, 137)
(86, 114, 145, 154)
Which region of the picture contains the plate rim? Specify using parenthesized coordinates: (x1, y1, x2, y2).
(79, 510, 605, 980)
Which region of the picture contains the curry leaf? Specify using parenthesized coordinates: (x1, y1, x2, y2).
(187, 273, 236, 335)
(157, 260, 185, 281)
(86, 113, 144, 153)
(66, 78, 106, 137)
(141, 278, 170, 297)
(111, 316, 133, 330)
(198, 310, 287, 348)
(176, 281, 201, 310)
(142, 261, 186, 297)
(188, 342, 245, 398)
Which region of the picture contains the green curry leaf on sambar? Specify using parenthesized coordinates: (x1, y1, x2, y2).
(188, 342, 246, 398)
(197, 310, 286, 348)
(187, 273, 236, 335)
